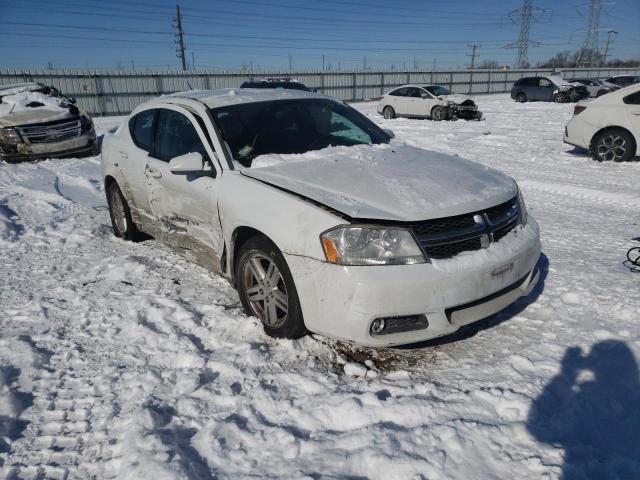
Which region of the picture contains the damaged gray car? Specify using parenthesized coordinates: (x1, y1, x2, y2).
(0, 82, 98, 163)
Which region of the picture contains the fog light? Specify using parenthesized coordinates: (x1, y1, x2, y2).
(370, 318, 386, 334)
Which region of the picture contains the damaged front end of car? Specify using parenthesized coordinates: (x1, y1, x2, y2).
(448, 99, 483, 121)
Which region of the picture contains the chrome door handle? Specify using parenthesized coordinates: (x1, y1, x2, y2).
(118, 151, 128, 159)
(145, 166, 162, 179)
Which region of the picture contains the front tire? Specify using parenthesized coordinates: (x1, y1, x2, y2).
(236, 235, 306, 339)
(431, 105, 448, 121)
(106, 181, 139, 240)
(596, 89, 608, 97)
(592, 129, 635, 162)
(382, 106, 395, 119)
(553, 93, 567, 103)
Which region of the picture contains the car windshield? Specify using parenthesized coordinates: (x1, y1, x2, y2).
(423, 85, 451, 96)
(210, 99, 390, 166)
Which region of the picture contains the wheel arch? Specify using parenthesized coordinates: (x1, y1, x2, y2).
(590, 126, 638, 156)
(229, 226, 277, 287)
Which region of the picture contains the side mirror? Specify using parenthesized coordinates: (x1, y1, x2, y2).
(169, 152, 205, 174)
(383, 128, 395, 139)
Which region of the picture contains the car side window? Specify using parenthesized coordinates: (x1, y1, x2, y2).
(390, 88, 407, 97)
(406, 88, 422, 98)
(130, 109, 155, 151)
(539, 78, 552, 87)
(154, 109, 210, 162)
(623, 91, 640, 105)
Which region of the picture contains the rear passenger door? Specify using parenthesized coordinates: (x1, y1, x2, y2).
(145, 107, 224, 271)
(387, 87, 412, 116)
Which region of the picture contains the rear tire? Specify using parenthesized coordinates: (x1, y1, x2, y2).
(106, 181, 139, 241)
(592, 129, 635, 162)
(236, 235, 306, 339)
(431, 105, 448, 121)
(516, 93, 527, 103)
(382, 106, 395, 119)
(596, 89, 608, 97)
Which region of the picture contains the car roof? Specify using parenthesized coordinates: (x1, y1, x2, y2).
(163, 88, 326, 109)
(0, 82, 43, 95)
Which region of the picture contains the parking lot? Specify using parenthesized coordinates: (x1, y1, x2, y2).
(1, 94, 640, 479)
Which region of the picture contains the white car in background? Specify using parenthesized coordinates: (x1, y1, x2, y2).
(377, 84, 482, 121)
(101, 88, 540, 347)
(569, 78, 614, 98)
(564, 84, 640, 162)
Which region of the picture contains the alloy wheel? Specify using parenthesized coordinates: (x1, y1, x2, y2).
(597, 135, 627, 162)
(242, 253, 289, 328)
(109, 188, 127, 235)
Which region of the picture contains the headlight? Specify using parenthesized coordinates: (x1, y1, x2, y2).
(0, 128, 22, 144)
(517, 186, 528, 226)
(321, 226, 426, 266)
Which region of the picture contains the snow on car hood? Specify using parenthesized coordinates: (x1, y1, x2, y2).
(439, 94, 474, 104)
(0, 91, 73, 127)
(241, 143, 516, 221)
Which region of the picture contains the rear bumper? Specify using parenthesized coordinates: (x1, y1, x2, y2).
(286, 219, 541, 347)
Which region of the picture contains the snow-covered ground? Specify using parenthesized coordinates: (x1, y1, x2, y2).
(1, 95, 640, 479)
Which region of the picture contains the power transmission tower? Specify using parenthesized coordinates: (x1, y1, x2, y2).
(467, 44, 480, 69)
(173, 4, 187, 71)
(579, 0, 614, 66)
(601, 29, 618, 66)
(505, 0, 549, 69)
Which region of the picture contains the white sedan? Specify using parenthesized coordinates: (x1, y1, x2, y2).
(101, 88, 540, 346)
(564, 84, 640, 162)
(377, 84, 482, 121)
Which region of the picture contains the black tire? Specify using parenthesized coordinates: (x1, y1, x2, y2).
(431, 105, 448, 121)
(382, 106, 395, 119)
(106, 181, 139, 240)
(236, 235, 306, 339)
(592, 129, 635, 163)
(596, 89, 608, 97)
(516, 93, 527, 103)
(553, 93, 567, 103)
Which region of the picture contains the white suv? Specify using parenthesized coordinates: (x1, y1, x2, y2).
(564, 84, 640, 162)
(101, 88, 540, 346)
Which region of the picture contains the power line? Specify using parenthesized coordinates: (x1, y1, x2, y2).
(505, 0, 550, 68)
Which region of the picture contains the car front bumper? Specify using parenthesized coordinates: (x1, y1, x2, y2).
(286, 219, 542, 347)
(0, 132, 97, 163)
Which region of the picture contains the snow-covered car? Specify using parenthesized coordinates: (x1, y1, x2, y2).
(0, 82, 97, 163)
(511, 76, 589, 103)
(564, 84, 640, 162)
(101, 88, 541, 347)
(569, 78, 613, 98)
(240, 78, 312, 92)
(377, 85, 482, 121)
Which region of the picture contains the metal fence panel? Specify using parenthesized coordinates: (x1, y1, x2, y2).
(1, 67, 638, 116)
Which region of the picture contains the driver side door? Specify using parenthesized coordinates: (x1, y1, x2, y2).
(145, 107, 224, 272)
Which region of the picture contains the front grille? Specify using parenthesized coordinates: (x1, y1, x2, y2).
(410, 197, 520, 260)
(17, 117, 82, 144)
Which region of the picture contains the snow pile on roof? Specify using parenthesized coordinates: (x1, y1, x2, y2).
(0, 91, 68, 117)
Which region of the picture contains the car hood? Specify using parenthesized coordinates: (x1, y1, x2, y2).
(0, 91, 74, 128)
(439, 94, 474, 104)
(240, 143, 516, 221)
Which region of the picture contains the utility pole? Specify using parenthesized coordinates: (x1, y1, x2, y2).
(191, 51, 195, 70)
(322, 54, 325, 70)
(288, 54, 293, 71)
(467, 44, 480, 69)
(173, 4, 187, 71)
(601, 29, 618, 66)
(505, 0, 549, 69)
(131, 60, 135, 70)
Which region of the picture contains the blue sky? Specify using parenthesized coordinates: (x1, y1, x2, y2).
(0, 0, 638, 71)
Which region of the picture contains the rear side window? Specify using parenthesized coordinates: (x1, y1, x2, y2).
(129, 110, 155, 151)
(154, 109, 209, 162)
(624, 91, 640, 105)
(389, 88, 408, 97)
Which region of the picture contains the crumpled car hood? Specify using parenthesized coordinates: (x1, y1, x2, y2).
(240, 143, 516, 221)
(439, 94, 475, 104)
